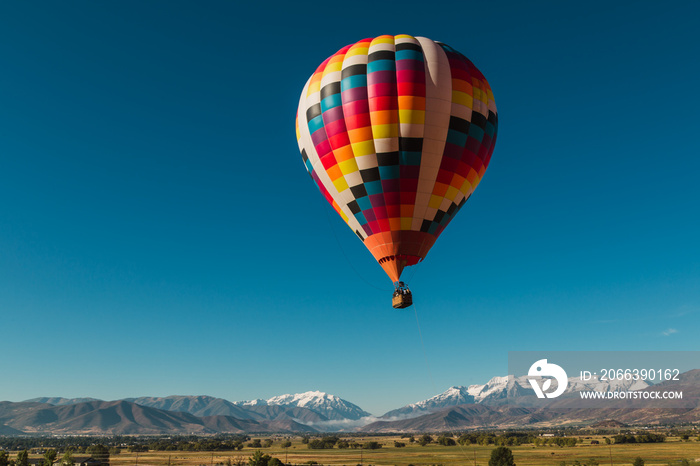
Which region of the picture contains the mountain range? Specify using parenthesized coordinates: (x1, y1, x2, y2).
(23, 391, 370, 426)
(0, 400, 315, 435)
(364, 370, 700, 431)
(6, 370, 697, 435)
(381, 372, 652, 419)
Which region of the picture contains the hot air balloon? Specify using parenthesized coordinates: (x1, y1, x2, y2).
(296, 35, 497, 308)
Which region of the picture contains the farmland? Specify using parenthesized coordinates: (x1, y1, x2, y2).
(7, 435, 700, 466)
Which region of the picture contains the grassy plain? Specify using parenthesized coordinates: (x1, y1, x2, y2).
(98, 436, 700, 466)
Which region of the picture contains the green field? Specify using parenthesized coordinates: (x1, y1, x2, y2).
(94, 436, 700, 466)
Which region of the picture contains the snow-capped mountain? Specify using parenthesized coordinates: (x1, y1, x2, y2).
(381, 374, 652, 419)
(381, 386, 475, 419)
(235, 390, 371, 421)
(380, 376, 531, 419)
(467, 376, 516, 403)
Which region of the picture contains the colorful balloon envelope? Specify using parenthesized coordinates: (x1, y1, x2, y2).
(296, 34, 497, 286)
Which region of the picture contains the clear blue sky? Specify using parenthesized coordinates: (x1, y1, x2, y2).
(1, 1, 698, 416)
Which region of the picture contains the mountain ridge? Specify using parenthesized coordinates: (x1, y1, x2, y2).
(12, 369, 698, 433)
(0, 400, 318, 435)
(27, 391, 372, 424)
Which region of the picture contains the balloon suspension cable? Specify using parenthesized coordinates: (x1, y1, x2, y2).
(413, 302, 474, 460)
(413, 302, 434, 388)
(391, 255, 423, 309)
(322, 206, 384, 291)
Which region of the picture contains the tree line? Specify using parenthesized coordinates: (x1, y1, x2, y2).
(612, 433, 666, 444)
(0, 435, 252, 455)
(0, 446, 110, 466)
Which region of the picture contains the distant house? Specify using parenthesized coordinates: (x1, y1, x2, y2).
(52, 457, 103, 466)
